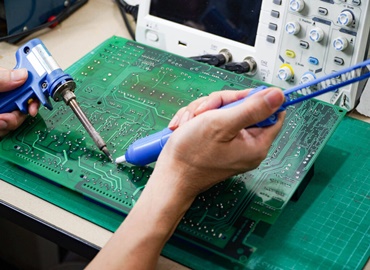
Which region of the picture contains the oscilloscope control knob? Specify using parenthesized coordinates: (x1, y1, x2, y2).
(300, 72, 316, 84)
(309, 27, 324, 42)
(333, 36, 349, 51)
(278, 65, 294, 81)
(338, 10, 354, 27)
(289, 0, 305, 13)
(285, 22, 301, 35)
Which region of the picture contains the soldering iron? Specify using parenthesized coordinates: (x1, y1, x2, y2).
(0, 38, 112, 161)
(116, 59, 370, 166)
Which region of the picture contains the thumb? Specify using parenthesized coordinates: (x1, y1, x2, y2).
(222, 87, 285, 134)
(0, 68, 28, 92)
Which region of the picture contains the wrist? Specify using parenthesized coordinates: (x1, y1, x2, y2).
(91, 175, 195, 270)
(119, 169, 195, 241)
(143, 168, 195, 220)
(147, 162, 197, 210)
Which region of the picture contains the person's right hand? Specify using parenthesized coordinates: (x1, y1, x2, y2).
(0, 68, 39, 137)
(152, 87, 286, 202)
(86, 87, 286, 270)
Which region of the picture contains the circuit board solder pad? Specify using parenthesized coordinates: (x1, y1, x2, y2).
(0, 36, 346, 268)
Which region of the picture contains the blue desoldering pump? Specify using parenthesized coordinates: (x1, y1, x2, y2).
(0, 38, 113, 161)
(116, 59, 370, 167)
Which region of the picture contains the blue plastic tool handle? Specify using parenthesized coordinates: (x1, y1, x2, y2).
(0, 38, 74, 114)
(125, 128, 173, 166)
(124, 85, 281, 166)
(283, 58, 370, 105)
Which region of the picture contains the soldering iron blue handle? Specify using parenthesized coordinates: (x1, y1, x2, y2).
(125, 128, 173, 166)
(123, 85, 284, 166)
(0, 38, 74, 114)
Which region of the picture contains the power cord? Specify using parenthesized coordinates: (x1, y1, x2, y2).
(115, 0, 139, 40)
(0, 0, 88, 43)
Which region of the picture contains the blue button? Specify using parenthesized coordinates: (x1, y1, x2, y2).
(308, 57, 319, 65)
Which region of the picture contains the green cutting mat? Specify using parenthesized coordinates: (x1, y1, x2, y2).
(0, 116, 368, 269)
(245, 116, 370, 270)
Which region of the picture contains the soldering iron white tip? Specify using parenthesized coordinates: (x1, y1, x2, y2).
(115, 155, 126, 164)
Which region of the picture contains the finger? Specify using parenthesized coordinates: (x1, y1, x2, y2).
(194, 89, 251, 116)
(176, 89, 252, 128)
(0, 129, 9, 138)
(177, 96, 208, 126)
(0, 111, 27, 132)
(0, 68, 28, 92)
(265, 111, 286, 141)
(169, 89, 256, 130)
(247, 111, 286, 141)
(28, 100, 40, 117)
(168, 106, 186, 129)
(220, 87, 285, 135)
(168, 95, 209, 129)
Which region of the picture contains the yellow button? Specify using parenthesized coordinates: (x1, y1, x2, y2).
(285, 50, 296, 58)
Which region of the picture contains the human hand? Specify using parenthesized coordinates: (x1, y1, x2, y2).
(151, 87, 286, 203)
(0, 67, 39, 137)
(86, 88, 286, 270)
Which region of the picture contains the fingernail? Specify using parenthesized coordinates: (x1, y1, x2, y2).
(264, 89, 283, 109)
(168, 115, 179, 129)
(0, 120, 8, 130)
(11, 68, 27, 81)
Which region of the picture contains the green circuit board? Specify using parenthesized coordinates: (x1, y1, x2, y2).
(0, 36, 346, 268)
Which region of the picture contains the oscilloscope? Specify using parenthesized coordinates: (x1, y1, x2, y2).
(136, 0, 370, 110)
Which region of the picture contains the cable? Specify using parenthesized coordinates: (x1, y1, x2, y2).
(115, 0, 139, 40)
(190, 54, 228, 67)
(225, 57, 257, 75)
(224, 62, 252, 74)
(190, 51, 257, 75)
(0, 0, 88, 43)
(190, 49, 232, 67)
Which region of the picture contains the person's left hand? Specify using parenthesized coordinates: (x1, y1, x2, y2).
(0, 67, 40, 137)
